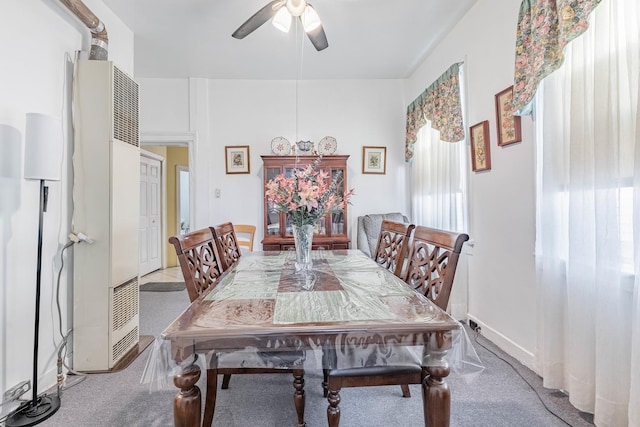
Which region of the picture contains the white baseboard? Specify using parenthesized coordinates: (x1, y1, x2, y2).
(467, 314, 535, 371)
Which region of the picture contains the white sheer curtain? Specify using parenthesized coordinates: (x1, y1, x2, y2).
(535, 0, 640, 425)
(410, 120, 467, 232)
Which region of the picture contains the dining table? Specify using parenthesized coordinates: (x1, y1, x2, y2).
(146, 249, 462, 427)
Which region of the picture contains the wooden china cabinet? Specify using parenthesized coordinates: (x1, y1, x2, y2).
(261, 155, 350, 251)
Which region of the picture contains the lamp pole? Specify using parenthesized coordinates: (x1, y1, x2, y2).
(32, 179, 46, 406)
(6, 180, 60, 427)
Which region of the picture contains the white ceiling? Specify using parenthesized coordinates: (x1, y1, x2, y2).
(101, 0, 478, 80)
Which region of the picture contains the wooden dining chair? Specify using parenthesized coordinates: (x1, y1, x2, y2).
(373, 219, 415, 278)
(212, 221, 242, 270)
(233, 224, 256, 252)
(322, 220, 415, 397)
(170, 227, 305, 427)
(325, 226, 469, 425)
(169, 228, 228, 425)
(169, 227, 225, 303)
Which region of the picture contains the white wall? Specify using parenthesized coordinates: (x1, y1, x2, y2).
(0, 0, 536, 408)
(138, 77, 409, 246)
(0, 0, 133, 401)
(406, 0, 537, 364)
(139, 78, 190, 133)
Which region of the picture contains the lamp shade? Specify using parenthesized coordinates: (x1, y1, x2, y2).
(302, 5, 321, 32)
(24, 113, 62, 181)
(273, 7, 292, 33)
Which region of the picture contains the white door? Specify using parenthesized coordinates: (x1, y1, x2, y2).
(139, 155, 162, 276)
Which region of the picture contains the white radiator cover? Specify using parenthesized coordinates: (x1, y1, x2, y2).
(72, 60, 140, 371)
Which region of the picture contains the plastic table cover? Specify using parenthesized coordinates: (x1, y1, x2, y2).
(142, 250, 484, 390)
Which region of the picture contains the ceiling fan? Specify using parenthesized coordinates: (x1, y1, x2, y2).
(232, 0, 329, 51)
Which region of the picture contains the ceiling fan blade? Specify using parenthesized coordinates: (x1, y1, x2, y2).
(232, 0, 285, 39)
(305, 22, 329, 51)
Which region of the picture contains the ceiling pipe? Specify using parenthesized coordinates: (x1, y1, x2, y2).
(58, 0, 108, 60)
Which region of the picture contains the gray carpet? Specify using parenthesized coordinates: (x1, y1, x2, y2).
(139, 282, 186, 292)
(39, 288, 595, 427)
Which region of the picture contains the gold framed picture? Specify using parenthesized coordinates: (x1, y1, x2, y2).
(470, 121, 491, 172)
(495, 86, 522, 146)
(225, 145, 250, 174)
(362, 146, 386, 174)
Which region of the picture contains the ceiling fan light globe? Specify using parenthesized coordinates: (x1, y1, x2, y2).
(272, 7, 292, 32)
(286, 0, 307, 17)
(301, 6, 321, 32)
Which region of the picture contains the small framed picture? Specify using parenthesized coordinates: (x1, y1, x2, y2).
(225, 145, 250, 174)
(362, 146, 387, 174)
(495, 86, 522, 146)
(470, 121, 491, 172)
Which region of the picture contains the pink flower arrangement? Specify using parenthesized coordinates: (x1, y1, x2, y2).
(265, 157, 354, 227)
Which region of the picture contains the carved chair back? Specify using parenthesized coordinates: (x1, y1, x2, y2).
(373, 220, 415, 278)
(169, 227, 225, 303)
(212, 222, 242, 271)
(402, 225, 469, 311)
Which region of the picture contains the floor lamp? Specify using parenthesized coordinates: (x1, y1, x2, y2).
(7, 113, 63, 427)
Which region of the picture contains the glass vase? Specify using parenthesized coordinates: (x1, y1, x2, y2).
(292, 223, 314, 272)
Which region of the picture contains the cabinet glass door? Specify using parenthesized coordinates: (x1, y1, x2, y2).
(283, 166, 296, 237)
(265, 167, 282, 236)
(330, 167, 346, 236)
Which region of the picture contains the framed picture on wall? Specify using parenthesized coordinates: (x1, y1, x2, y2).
(362, 146, 387, 174)
(225, 145, 250, 174)
(495, 85, 522, 146)
(470, 121, 491, 172)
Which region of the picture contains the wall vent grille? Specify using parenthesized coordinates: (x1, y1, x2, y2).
(112, 326, 138, 363)
(112, 277, 139, 331)
(113, 66, 139, 147)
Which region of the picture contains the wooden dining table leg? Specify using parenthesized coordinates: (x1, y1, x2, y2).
(422, 364, 450, 427)
(173, 363, 202, 427)
(422, 331, 452, 427)
(292, 369, 306, 427)
(326, 387, 341, 427)
(322, 345, 337, 397)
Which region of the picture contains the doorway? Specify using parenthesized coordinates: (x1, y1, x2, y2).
(139, 153, 162, 276)
(139, 138, 194, 271)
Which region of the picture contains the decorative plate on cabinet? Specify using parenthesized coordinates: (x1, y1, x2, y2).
(318, 136, 337, 155)
(271, 137, 291, 155)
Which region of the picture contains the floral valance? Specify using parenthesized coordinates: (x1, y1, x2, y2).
(405, 62, 464, 162)
(513, 0, 601, 114)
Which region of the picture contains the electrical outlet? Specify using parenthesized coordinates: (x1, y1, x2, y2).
(3, 380, 30, 403)
(469, 320, 479, 331)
